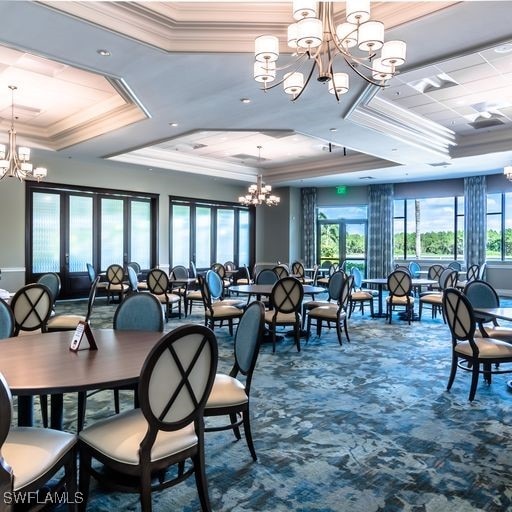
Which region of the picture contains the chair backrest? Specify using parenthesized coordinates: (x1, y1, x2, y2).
(10, 283, 53, 335)
(350, 267, 363, 289)
(0, 299, 14, 340)
(37, 272, 61, 304)
(114, 293, 164, 331)
(427, 264, 445, 281)
(408, 261, 421, 278)
(198, 275, 213, 310)
(106, 264, 125, 285)
(320, 260, 332, 269)
(439, 268, 458, 290)
(170, 265, 189, 281)
(138, 324, 218, 446)
(394, 265, 410, 274)
(466, 264, 480, 283)
(85, 276, 101, 323)
(241, 265, 252, 283)
(127, 266, 139, 293)
(291, 261, 305, 278)
(270, 277, 304, 314)
(190, 261, 198, 279)
(443, 287, 476, 343)
(464, 279, 499, 324)
(147, 268, 169, 295)
(86, 263, 97, 283)
(206, 270, 223, 300)
(448, 261, 462, 271)
(127, 261, 141, 275)
(211, 263, 226, 279)
(233, 301, 265, 388)
(224, 261, 235, 271)
(328, 270, 345, 301)
(339, 274, 354, 311)
(328, 264, 338, 277)
(0, 372, 13, 472)
(255, 268, 278, 285)
(273, 265, 289, 279)
(387, 270, 412, 298)
(478, 262, 487, 280)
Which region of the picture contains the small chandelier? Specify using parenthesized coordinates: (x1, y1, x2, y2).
(504, 166, 512, 181)
(239, 146, 280, 207)
(253, 0, 406, 101)
(0, 85, 47, 182)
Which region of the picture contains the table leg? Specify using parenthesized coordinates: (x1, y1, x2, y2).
(17, 396, 33, 426)
(50, 394, 64, 430)
(373, 284, 387, 318)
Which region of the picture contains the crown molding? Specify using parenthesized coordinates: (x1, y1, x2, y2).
(39, 1, 458, 54)
(347, 95, 456, 163)
(107, 146, 258, 182)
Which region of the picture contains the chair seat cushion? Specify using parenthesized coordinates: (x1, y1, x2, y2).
(309, 305, 345, 320)
(264, 311, 299, 325)
(456, 337, 512, 358)
(386, 295, 415, 305)
(479, 327, 512, 343)
(236, 278, 251, 284)
(4, 427, 76, 491)
(420, 294, 442, 304)
(351, 291, 374, 300)
(108, 283, 129, 292)
(152, 293, 180, 304)
(79, 408, 197, 465)
(137, 282, 148, 290)
(206, 373, 247, 408)
(186, 290, 203, 300)
(213, 299, 245, 309)
(305, 300, 331, 311)
(46, 314, 86, 330)
(317, 278, 329, 286)
(206, 306, 244, 318)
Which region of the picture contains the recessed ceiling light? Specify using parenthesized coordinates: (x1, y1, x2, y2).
(495, 43, 512, 54)
(97, 49, 111, 56)
(240, 98, 251, 104)
(329, 128, 337, 132)
(391, 148, 398, 152)
(169, 122, 178, 127)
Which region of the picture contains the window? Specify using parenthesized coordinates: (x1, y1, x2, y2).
(393, 197, 463, 260)
(27, 182, 158, 298)
(169, 197, 253, 270)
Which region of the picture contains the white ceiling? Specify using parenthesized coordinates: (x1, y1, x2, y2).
(0, 1, 511, 188)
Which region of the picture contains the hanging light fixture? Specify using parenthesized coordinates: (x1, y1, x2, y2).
(504, 166, 512, 181)
(239, 146, 280, 207)
(0, 85, 47, 182)
(253, 0, 406, 101)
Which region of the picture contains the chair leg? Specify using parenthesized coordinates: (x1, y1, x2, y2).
(230, 412, 241, 440)
(335, 322, 342, 346)
(295, 323, 301, 352)
(193, 441, 212, 512)
(306, 316, 312, 341)
(64, 449, 77, 512)
(139, 462, 153, 512)
(343, 317, 350, 343)
(114, 389, 120, 414)
(469, 360, 480, 401)
(242, 410, 257, 461)
(272, 323, 276, 354)
(78, 391, 86, 432)
(78, 449, 92, 512)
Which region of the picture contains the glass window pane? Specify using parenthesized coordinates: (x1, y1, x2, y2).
(238, 210, 250, 267)
(69, 195, 93, 273)
(196, 207, 211, 268)
(319, 223, 340, 265)
(487, 194, 502, 260)
(172, 205, 190, 267)
(130, 201, 151, 269)
(101, 198, 124, 270)
(416, 198, 455, 259)
(405, 200, 417, 258)
(32, 192, 60, 273)
(318, 205, 367, 220)
(216, 209, 234, 264)
(505, 193, 512, 260)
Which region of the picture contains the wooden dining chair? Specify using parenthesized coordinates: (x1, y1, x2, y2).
(204, 301, 265, 461)
(386, 270, 414, 324)
(146, 268, 181, 321)
(0, 372, 77, 511)
(78, 324, 218, 512)
(443, 287, 512, 401)
(105, 263, 129, 303)
(0, 298, 14, 340)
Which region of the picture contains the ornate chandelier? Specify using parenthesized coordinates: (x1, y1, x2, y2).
(0, 85, 47, 182)
(239, 146, 280, 207)
(253, 0, 406, 101)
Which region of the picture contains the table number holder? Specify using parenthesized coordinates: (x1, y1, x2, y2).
(69, 321, 98, 351)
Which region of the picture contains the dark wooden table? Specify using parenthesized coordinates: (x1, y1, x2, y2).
(230, 283, 325, 297)
(0, 329, 164, 429)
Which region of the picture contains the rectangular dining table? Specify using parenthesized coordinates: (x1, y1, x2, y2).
(0, 328, 164, 429)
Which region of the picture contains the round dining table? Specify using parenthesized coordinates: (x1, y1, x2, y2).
(0, 328, 164, 429)
(230, 283, 325, 297)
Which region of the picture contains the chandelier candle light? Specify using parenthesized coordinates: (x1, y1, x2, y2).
(239, 146, 280, 206)
(253, 0, 406, 101)
(0, 85, 47, 182)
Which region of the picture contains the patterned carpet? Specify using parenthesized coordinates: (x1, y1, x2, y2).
(31, 292, 512, 511)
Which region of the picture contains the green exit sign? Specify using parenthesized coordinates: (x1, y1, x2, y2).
(336, 186, 347, 195)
